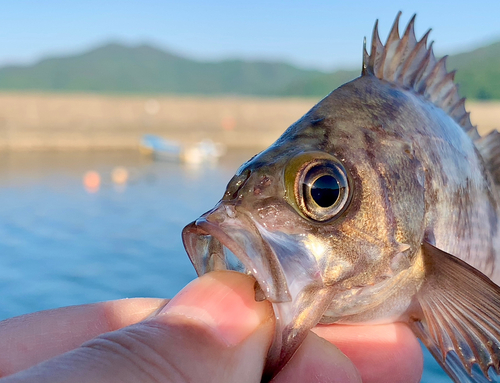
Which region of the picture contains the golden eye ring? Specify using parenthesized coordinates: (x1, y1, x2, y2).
(285, 152, 350, 222)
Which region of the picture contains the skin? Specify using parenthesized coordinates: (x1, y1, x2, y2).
(0, 271, 422, 383)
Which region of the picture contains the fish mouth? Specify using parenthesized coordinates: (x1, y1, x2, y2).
(182, 212, 291, 303)
(182, 202, 333, 379)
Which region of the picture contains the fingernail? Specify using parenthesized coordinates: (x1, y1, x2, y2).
(158, 271, 273, 347)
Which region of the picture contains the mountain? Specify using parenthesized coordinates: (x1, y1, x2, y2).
(0, 43, 327, 96)
(446, 41, 500, 100)
(0, 41, 499, 99)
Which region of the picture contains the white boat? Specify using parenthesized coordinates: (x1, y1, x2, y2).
(140, 135, 225, 164)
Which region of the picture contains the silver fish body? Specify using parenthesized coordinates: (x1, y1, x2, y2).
(183, 13, 500, 383)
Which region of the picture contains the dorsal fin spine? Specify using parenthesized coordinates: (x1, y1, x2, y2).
(380, 12, 402, 79)
(424, 57, 448, 98)
(412, 42, 434, 90)
(395, 16, 418, 78)
(368, 20, 383, 75)
(449, 97, 466, 119)
(433, 72, 455, 99)
(438, 74, 459, 111)
(459, 113, 471, 127)
(399, 29, 431, 86)
(417, 45, 438, 93)
(439, 72, 457, 106)
(362, 37, 369, 75)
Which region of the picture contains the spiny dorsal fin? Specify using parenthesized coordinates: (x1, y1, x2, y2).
(362, 12, 480, 142)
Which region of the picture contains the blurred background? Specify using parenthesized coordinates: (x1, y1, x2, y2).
(1, 1, 499, 381)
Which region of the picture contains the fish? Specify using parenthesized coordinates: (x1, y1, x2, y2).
(182, 13, 500, 383)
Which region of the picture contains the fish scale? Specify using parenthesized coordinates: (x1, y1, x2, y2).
(183, 13, 500, 383)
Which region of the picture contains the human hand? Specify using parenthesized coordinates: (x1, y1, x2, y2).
(0, 271, 422, 383)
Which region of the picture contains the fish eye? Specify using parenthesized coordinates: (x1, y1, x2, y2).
(305, 171, 341, 208)
(284, 152, 350, 222)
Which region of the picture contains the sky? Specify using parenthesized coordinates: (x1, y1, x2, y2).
(1, 0, 500, 71)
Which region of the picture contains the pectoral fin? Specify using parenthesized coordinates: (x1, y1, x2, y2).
(410, 242, 500, 382)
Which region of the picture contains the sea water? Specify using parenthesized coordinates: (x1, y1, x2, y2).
(0, 149, 448, 382)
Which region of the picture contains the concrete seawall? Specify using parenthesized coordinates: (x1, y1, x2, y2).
(0, 93, 497, 150)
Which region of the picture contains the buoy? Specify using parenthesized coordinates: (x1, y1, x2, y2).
(83, 171, 101, 193)
(111, 166, 129, 185)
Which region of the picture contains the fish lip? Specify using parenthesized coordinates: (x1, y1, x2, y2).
(182, 210, 292, 303)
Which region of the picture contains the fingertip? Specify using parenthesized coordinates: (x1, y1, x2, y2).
(157, 271, 274, 347)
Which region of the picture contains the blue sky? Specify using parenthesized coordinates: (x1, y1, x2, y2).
(1, 0, 499, 71)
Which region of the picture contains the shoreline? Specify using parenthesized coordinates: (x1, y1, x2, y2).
(0, 93, 497, 150)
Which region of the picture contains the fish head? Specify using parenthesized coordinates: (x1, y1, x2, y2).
(182, 76, 428, 376)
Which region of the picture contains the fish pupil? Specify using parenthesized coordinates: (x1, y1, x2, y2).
(311, 175, 340, 207)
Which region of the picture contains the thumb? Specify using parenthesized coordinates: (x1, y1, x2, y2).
(3, 272, 274, 383)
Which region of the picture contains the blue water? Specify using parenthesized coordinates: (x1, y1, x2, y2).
(0, 150, 450, 382)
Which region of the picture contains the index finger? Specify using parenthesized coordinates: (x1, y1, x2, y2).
(0, 298, 166, 377)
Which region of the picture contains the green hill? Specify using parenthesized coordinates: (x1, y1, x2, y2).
(0, 43, 326, 96)
(0, 41, 499, 99)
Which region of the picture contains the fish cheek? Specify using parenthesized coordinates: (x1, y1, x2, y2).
(253, 199, 305, 232)
(318, 144, 426, 288)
